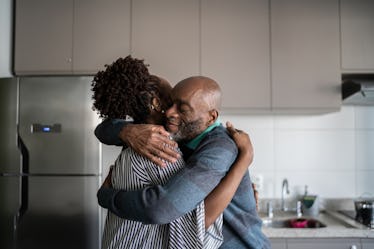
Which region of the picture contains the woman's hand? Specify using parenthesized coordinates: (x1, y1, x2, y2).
(226, 121, 258, 210)
(226, 121, 253, 165)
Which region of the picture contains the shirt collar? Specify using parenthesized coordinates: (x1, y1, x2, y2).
(185, 120, 221, 150)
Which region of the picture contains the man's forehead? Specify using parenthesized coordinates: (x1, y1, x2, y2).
(171, 87, 204, 104)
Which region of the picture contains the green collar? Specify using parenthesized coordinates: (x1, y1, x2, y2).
(185, 120, 221, 150)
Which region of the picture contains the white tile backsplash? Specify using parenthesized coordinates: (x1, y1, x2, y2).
(275, 171, 356, 198)
(221, 115, 274, 129)
(356, 170, 374, 197)
(248, 129, 274, 171)
(274, 130, 355, 171)
(356, 131, 374, 170)
(274, 106, 355, 130)
(223, 106, 373, 199)
(355, 106, 374, 129)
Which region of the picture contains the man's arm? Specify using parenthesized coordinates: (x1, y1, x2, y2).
(95, 119, 180, 166)
(97, 129, 238, 224)
(94, 118, 128, 146)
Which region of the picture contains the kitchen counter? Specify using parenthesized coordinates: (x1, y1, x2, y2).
(260, 210, 374, 238)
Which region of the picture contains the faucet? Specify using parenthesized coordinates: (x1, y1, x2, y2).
(281, 179, 290, 211)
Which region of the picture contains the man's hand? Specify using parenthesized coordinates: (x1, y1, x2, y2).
(120, 124, 180, 167)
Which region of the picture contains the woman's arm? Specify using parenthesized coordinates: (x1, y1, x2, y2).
(204, 121, 254, 228)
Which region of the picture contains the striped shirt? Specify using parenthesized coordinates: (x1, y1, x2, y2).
(101, 147, 223, 249)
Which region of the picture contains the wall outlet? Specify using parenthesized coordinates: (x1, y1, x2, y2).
(252, 174, 263, 194)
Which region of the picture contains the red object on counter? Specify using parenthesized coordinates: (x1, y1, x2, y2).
(289, 218, 308, 228)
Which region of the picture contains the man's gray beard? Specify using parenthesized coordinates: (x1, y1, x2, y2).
(171, 118, 204, 143)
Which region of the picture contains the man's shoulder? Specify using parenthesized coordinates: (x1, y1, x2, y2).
(186, 124, 238, 171)
(206, 125, 235, 142)
(200, 125, 237, 152)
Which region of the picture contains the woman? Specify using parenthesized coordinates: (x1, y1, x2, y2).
(92, 56, 253, 249)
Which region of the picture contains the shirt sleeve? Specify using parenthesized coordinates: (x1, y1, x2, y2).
(94, 118, 130, 145)
(99, 134, 238, 224)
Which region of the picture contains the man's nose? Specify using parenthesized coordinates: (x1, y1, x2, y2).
(165, 103, 178, 118)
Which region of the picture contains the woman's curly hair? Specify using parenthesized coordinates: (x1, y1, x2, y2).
(91, 55, 162, 124)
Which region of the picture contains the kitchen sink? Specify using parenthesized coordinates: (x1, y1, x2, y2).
(262, 218, 327, 229)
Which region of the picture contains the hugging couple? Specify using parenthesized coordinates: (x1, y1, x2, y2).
(92, 55, 270, 249)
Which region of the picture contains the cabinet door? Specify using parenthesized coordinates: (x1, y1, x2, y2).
(201, 0, 270, 112)
(361, 239, 374, 249)
(14, 0, 74, 75)
(131, 0, 200, 85)
(288, 238, 361, 249)
(0, 0, 12, 77)
(73, 0, 131, 74)
(341, 0, 374, 71)
(269, 238, 287, 249)
(271, 0, 341, 111)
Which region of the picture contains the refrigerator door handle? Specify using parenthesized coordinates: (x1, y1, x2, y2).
(16, 136, 29, 225)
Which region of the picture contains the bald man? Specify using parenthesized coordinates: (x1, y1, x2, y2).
(97, 76, 270, 249)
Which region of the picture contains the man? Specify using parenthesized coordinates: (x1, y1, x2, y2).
(97, 76, 270, 248)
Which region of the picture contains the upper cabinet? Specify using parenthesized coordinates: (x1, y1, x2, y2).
(14, 0, 130, 75)
(73, 0, 131, 74)
(201, 0, 271, 112)
(13, 0, 347, 112)
(15, 0, 74, 74)
(271, 0, 341, 111)
(0, 0, 13, 77)
(340, 0, 374, 71)
(131, 0, 200, 86)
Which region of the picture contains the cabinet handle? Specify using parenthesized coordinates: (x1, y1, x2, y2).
(350, 245, 357, 249)
(67, 58, 72, 63)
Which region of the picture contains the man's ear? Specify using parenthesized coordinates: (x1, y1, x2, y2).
(207, 109, 218, 126)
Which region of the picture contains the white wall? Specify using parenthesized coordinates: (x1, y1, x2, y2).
(221, 106, 374, 199)
(0, 0, 13, 77)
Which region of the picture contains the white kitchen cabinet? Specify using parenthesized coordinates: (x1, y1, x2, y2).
(201, 0, 271, 112)
(14, 0, 74, 74)
(287, 238, 361, 249)
(340, 0, 374, 71)
(271, 0, 341, 111)
(131, 0, 200, 86)
(14, 0, 130, 75)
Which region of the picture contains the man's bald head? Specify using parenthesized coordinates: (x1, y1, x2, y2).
(173, 76, 222, 112)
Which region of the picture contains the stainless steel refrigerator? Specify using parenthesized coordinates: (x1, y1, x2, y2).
(0, 77, 102, 249)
